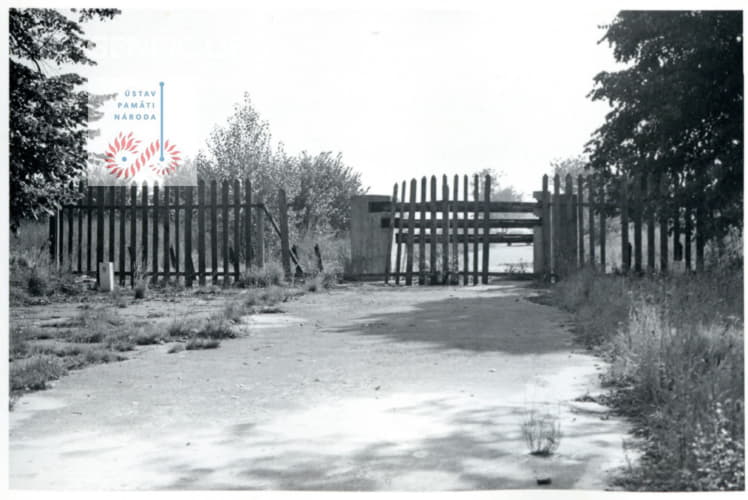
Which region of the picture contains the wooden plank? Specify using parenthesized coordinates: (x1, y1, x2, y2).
(108, 186, 115, 266)
(119, 185, 126, 285)
(646, 173, 655, 273)
(620, 175, 630, 273)
(553, 174, 561, 274)
(198, 180, 206, 286)
(566, 175, 577, 271)
(696, 204, 705, 272)
(67, 182, 74, 268)
(141, 183, 148, 276)
(577, 175, 584, 267)
(163, 186, 171, 283)
(233, 179, 241, 281)
(633, 174, 643, 274)
(384, 183, 397, 284)
(368, 200, 538, 213)
(673, 206, 682, 261)
(429, 176, 437, 282)
(472, 174, 479, 285)
(48, 211, 57, 266)
(442, 175, 450, 280)
(210, 180, 218, 285)
(542, 175, 551, 278)
(130, 185, 137, 287)
(599, 181, 606, 272)
(659, 174, 668, 273)
(184, 186, 193, 287)
(278, 188, 291, 279)
(396, 233, 533, 245)
(86, 186, 93, 273)
(244, 178, 252, 270)
(96, 187, 105, 284)
(588, 176, 595, 268)
(387, 217, 540, 230)
(77, 181, 84, 272)
(394, 181, 406, 284)
(482, 174, 491, 284)
(174, 186, 180, 277)
(462, 175, 469, 285)
(405, 178, 417, 285)
(222, 181, 230, 285)
(256, 194, 265, 269)
(152, 184, 159, 284)
(418, 177, 426, 285)
(451, 175, 459, 281)
(685, 207, 692, 270)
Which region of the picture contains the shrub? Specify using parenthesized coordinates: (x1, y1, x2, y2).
(521, 410, 562, 456)
(27, 266, 49, 296)
(167, 320, 195, 338)
(10, 355, 66, 391)
(185, 337, 220, 350)
(196, 319, 236, 340)
(240, 262, 285, 288)
(134, 280, 147, 299)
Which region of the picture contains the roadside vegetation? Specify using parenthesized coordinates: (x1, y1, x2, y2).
(549, 233, 744, 491)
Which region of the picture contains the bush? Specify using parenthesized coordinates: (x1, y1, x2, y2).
(185, 337, 220, 350)
(240, 262, 284, 288)
(10, 355, 66, 391)
(134, 280, 147, 299)
(27, 266, 49, 296)
(196, 319, 236, 340)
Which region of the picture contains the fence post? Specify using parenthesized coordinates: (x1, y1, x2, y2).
(222, 181, 229, 286)
(452, 175, 459, 282)
(472, 174, 479, 285)
(118, 186, 126, 285)
(577, 175, 584, 267)
(541, 175, 550, 279)
(384, 184, 397, 284)
(659, 174, 669, 273)
(696, 203, 705, 272)
(130, 185, 137, 287)
(152, 184, 159, 285)
(163, 185, 171, 283)
(553, 174, 561, 276)
(566, 174, 577, 272)
(599, 181, 606, 273)
(685, 206, 692, 271)
(462, 175, 469, 285)
(141, 183, 148, 279)
(646, 173, 656, 273)
(233, 179, 241, 282)
(174, 187, 180, 278)
(97, 186, 105, 285)
(442, 175, 450, 281)
(430, 176, 438, 283)
(620, 175, 629, 273)
(244, 178, 252, 271)
(405, 179, 417, 286)
(86, 185, 93, 274)
(395, 181, 406, 284)
(78, 181, 84, 273)
(633, 174, 642, 274)
(210, 180, 218, 285)
(67, 182, 74, 268)
(48, 211, 58, 270)
(481, 174, 491, 284)
(419, 177, 427, 285)
(108, 186, 115, 267)
(198, 180, 206, 286)
(588, 177, 595, 269)
(278, 188, 291, 279)
(185, 186, 193, 287)
(255, 194, 265, 269)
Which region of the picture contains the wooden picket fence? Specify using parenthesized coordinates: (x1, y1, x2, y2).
(48, 179, 297, 287)
(383, 172, 710, 285)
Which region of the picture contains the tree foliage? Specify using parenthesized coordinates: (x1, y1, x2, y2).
(586, 11, 743, 238)
(9, 8, 120, 231)
(197, 94, 366, 238)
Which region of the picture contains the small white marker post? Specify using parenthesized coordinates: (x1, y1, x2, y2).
(98, 262, 115, 292)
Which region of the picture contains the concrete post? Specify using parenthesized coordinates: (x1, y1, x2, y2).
(350, 195, 391, 278)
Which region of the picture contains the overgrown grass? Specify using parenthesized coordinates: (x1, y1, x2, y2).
(551, 262, 744, 491)
(10, 355, 66, 391)
(521, 410, 562, 456)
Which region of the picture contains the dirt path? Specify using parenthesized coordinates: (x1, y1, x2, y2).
(9, 282, 631, 490)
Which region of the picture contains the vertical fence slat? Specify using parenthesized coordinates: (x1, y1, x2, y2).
(659, 175, 668, 273)
(108, 186, 115, 266)
(77, 181, 84, 273)
(566, 175, 577, 272)
(256, 194, 264, 269)
(198, 180, 206, 286)
(96, 187, 105, 284)
(588, 176, 595, 268)
(184, 186, 193, 287)
(418, 177, 427, 285)
(430, 176, 437, 283)
(395, 181, 406, 284)
(542, 175, 551, 278)
(233, 180, 241, 281)
(599, 180, 606, 273)
(163, 185, 171, 283)
(222, 181, 229, 285)
(481, 175, 491, 284)
(451, 175, 459, 281)
(553, 174, 561, 274)
(49, 211, 57, 268)
(210, 180, 218, 285)
(119, 186, 126, 285)
(278, 188, 291, 279)
(384, 183, 397, 283)
(244, 179, 252, 270)
(673, 206, 681, 261)
(86, 186, 93, 274)
(174, 186, 180, 278)
(442, 176, 450, 280)
(621, 175, 630, 273)
(633, 174, 642, 274)
(462, 175, 469, 285)
(152, 184, 159, 284)
(696, 203, 705, 272)
(67, 182, 74, 268)
(577, 175, 584, 267)
(646, 173, 655, 273)
(130, 185, 137, 287)
(685, 207, 693, 271)
(141, 183, 148, 277)
(405, 179, 417, 285)
(472, 174, 479, 285)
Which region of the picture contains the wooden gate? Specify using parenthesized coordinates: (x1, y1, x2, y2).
(380, 174, 541, 285)
(47, 179, 299, 287)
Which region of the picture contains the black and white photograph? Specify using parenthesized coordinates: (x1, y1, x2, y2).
(3, 0, 745, 495)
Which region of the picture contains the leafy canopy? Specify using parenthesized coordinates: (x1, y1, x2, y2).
(9, 8, 119, 232)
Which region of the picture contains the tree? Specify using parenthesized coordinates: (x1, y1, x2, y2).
(586, 11, 743, 238)
(9, 8, 120, 232)
(474, 168, 523, 201)
(550, 155, 588, 182)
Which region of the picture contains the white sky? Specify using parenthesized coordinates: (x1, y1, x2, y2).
(72, 2, 625, 198)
